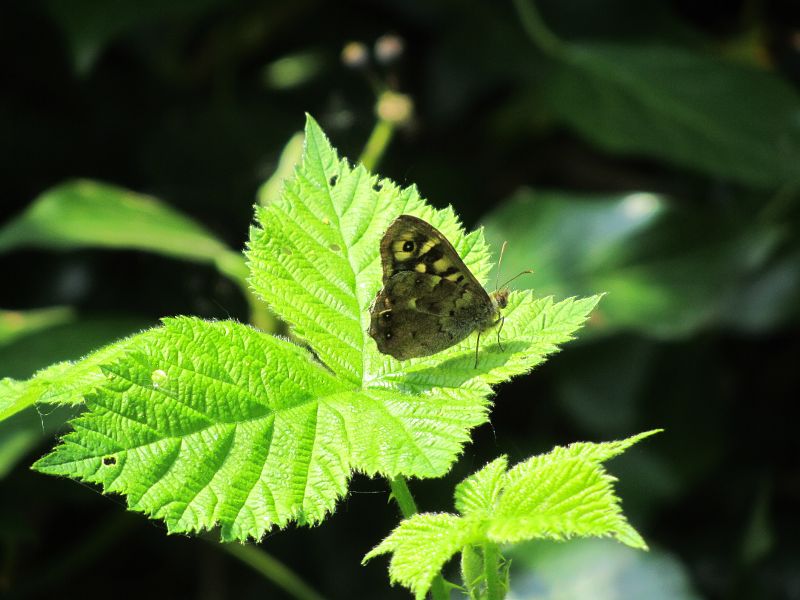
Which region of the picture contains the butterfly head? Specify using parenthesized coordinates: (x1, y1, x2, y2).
(492, 288, 509, 310)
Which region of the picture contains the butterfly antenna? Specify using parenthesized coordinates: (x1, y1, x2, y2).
(495, 241, 508, 293)
(500, 269, 534, 290)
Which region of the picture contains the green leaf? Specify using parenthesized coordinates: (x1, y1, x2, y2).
(364, 513, 481, 600)
(0, 316, 152, 479)
(0, 179, 246, 282)
(543, 43, 800, 189)
(366, 432, 658, 599)
(482, 188, 794, 337)
(0, 405, 74, 480)
(43, 0, 226, 74)
(35, 116, 599, 541)
(0, 307, 75, 346)
(34, 317, 352, 539)
(490, 432, 659, 548)
(0, 320, 154, 422)
(257, 132, 305, 206)
(454, 456, 508, 517)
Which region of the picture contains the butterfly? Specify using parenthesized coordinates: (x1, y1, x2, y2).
(369, 214, 528, 366)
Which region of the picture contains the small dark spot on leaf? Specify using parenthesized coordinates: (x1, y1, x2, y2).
(103, 456, 117, 466)
(373, 182, 383, 192)
(329, 243, 341, 252)
(329, 175, 338, 187)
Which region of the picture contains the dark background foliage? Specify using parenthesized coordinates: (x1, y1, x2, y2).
(1, 0, 799, 598)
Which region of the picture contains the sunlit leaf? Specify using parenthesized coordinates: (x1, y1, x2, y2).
(33, 116, 599, 541)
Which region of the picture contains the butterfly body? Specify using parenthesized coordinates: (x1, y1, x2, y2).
(369, 215, 508, 360)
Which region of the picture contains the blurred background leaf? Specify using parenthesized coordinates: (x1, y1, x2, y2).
(482, 188, 800, 338)
(507, 539, 702, 600)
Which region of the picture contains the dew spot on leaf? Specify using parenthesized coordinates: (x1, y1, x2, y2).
(151, 369, 168, 388)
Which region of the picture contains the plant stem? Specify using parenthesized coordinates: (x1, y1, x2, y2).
(482, 542, 504, 600)
(220, 542, 327, 600)
(511, 0, 567, 58)
(388, 477, 451, 599)
(359, 117, 395, 172)
(388, 475, 418, 517)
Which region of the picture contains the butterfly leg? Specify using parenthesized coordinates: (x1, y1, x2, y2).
(496, 316, 505, 352)
(474, 329, 482, 369)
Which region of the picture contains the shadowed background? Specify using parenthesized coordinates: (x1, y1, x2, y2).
(1, 1, 799, 599)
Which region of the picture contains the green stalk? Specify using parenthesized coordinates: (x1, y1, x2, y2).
(482, 542, 505, 600)
(388, 476, 451, 600)
(359, 117, 396, 172)
(220, 542, 327, 600)
(511, 0, 567, 58)
(388, 475, 418, 517)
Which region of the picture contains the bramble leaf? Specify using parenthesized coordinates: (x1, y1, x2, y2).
(34, 116, 599, 540)
(366, 431, 659, 599)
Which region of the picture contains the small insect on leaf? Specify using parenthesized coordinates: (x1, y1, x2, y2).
(368, 215, 512, 365)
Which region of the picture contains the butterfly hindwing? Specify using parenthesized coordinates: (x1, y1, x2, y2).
(370, 271, 484, 360)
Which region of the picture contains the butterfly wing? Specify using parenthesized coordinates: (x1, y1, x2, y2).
(369, 215, 497, 360)
(378, 215, 486, 291)
(369, 271, 480, 359)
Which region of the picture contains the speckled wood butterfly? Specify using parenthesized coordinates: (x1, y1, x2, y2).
(369, 214, 525, 366)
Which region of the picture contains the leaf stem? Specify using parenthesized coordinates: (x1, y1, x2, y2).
(220, 542, 328, 600)
(388, 476, 450, 600)
(482, 542, 505, 600)
(512, 0, 567, 58)
(388, 475, 418, 517)
(359, 117, 395, 172)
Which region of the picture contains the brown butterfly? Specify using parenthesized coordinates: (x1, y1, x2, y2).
(368, 215, 528, 366)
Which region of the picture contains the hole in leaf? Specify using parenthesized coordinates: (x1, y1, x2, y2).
(322, 217, 330, 225)
(373, 182, 382, 191)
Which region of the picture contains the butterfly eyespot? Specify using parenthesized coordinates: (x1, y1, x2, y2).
(381, 311, 392, 320)
(402, 241, 415, 252)
(385, 332, 392, 339)
(329, 175, 338, 187)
